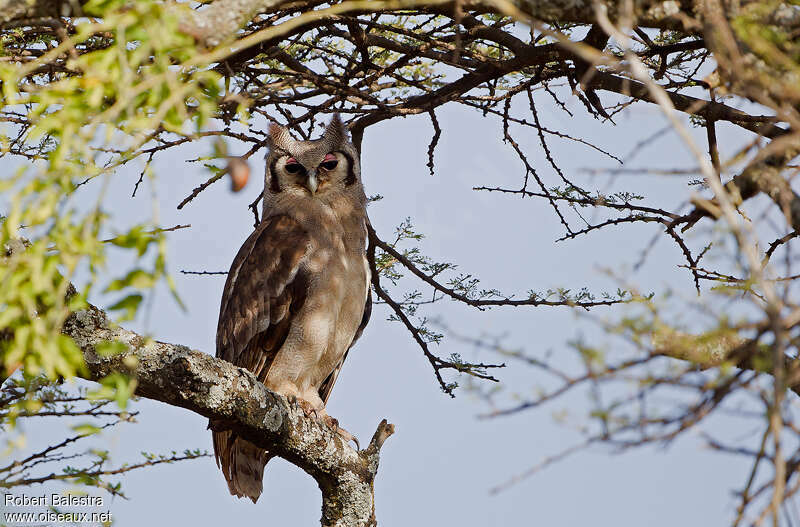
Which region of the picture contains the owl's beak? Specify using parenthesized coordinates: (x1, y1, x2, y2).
(305, 170, 319, 195)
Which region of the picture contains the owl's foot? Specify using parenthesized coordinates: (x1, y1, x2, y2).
(295, 397, 323, 420)
(290, 397, 360, 450)
(323, 415, 360, 451)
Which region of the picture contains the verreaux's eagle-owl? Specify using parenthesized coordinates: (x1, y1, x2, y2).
(211, 115, 371, 503)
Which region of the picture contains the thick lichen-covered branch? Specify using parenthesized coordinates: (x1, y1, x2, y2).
(60, 304, 393, 527)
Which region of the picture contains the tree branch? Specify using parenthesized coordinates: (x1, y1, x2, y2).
(0, 0, 72, 25)
(678, 139, 800, 233)
(0, 0, 707, 51)
(651, 312, 800, 399)
(589, 70, 787, 139)
(61, 303, 393, 527)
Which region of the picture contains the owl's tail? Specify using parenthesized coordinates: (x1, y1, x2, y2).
(212, 427, 273, 503)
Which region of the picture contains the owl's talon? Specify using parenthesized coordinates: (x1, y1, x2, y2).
(337, 427, 360, 450)
(323, 415, 360, 450)
(297, 398, 322, 420)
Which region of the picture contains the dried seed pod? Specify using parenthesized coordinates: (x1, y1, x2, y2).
(227, 157, 250, 192)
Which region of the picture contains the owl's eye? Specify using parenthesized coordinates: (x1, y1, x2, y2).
(320, 153, 338, 171)
(285, 158, 304, 174)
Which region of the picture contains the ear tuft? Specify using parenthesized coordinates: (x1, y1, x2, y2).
(322, 113, 348, 147)
(267, 122, 292, 151)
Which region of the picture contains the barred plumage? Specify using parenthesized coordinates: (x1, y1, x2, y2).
(211, 115, 371, 503)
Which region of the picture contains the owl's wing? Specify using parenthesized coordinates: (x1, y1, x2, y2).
(216, 214, 310, 382)
(318, 285, 372, 405)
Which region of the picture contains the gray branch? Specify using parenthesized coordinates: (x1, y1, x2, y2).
(182, 0, 285, 48)
(62, 303, 393, 527)
(0, 0, 67, 25)
(183, 0, 696, 47)
(0, 0, 790, 48)
(0, 0, 708, 44)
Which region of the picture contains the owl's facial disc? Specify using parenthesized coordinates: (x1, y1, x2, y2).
(280, 152, 344, 196)
(284, 157, 317, 195)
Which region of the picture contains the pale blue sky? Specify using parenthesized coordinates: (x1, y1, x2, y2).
(2, 84, 770, 526)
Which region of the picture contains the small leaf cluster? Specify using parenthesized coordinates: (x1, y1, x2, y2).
(0, 0, 222, 403)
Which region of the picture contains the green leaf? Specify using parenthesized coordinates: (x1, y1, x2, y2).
(88, 372, 138, 409)
(72, 423, 102, 437)
(107, 294, 143, 322)
(105, 269, 156, 292)
(106, 226, 155, 257)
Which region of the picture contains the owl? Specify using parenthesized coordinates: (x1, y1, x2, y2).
(211, 115, 371, 503)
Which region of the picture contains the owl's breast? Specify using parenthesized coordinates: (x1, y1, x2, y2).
(261, 198, 369, 390)
(302, 230, 368, 382)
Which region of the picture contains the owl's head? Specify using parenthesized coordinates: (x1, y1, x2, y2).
(264, 115, 362, 203)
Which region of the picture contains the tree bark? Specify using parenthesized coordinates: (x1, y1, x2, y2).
(61, 303, 393, 527)
(0, 0, 738, 44)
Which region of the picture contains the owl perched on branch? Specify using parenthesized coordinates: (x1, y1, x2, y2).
(211, 115, 372, 503)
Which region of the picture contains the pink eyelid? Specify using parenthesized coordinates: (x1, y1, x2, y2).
(323, 153, 337, 162)
(286, 157, 298, 165)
